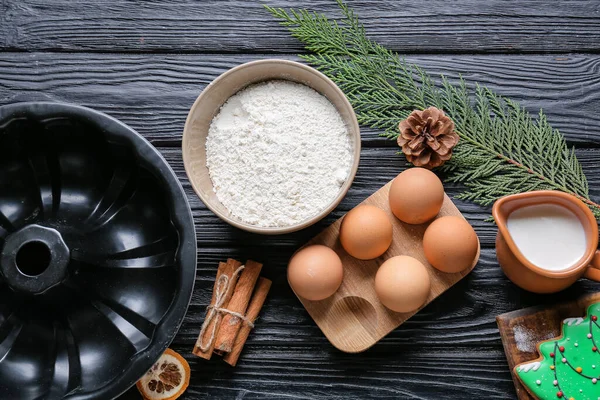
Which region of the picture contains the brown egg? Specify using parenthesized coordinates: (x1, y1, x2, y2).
(288, 245, 343, 301)
(389, 168, 444, 224)
(423, 216, 479, 273)
(339, 205, 393, 260)
(375, 255, 431, 313)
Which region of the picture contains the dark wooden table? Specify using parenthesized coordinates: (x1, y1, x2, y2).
(2, 1, 600, 398)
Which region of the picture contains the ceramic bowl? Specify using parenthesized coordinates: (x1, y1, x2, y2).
(0, 102, 196, 399)
(182, 59, 361, 235)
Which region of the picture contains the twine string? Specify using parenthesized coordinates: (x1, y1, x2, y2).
(198, 265, 255, 352)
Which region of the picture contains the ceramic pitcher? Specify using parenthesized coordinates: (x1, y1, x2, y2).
(492, 190, 600, 293)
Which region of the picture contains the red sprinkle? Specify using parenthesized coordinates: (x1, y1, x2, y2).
(559, 346, 565, 352)
(557, 391, 563, 398)
(550, 352, 555, 357)
(594, 347, 598, 352)
(593, 315, 598, 321)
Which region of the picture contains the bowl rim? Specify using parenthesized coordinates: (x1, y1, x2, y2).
(182, 59, 361, 235)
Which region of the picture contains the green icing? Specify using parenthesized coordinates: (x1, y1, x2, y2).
(515, 302, 600, 400)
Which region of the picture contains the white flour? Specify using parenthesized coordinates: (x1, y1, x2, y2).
(206, 80, 353, 227)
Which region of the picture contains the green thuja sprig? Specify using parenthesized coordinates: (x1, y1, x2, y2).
(266, 0, 600, 219)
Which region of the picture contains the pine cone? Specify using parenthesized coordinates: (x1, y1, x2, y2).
(397, 107, 459, 169)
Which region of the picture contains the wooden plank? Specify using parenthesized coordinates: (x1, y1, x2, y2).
(497, 292, 600, 400)
(121, 348, 513, 399)
(2, 0, 600, 53)
(1, 53, 598, 248)
(1, 53, 600, 147)
(159, 146, 600, 249)
(176, 248, 600, 348)
(116, 247, 600, 399)
(0, 35, 597, 400)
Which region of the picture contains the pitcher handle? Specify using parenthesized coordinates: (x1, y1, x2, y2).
(585, 250, 600, 282)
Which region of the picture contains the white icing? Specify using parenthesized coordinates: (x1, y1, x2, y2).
(564, 317, 585, 326)
(518, 361, 541, 373)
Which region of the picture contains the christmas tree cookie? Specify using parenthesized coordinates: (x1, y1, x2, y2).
(515, 302, 600, 400)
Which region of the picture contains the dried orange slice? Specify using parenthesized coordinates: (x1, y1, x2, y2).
(137, 348, 190, 400)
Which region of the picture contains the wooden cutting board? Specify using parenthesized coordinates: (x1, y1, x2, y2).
(496, 292, 600, 399)
(292, 179, 480, 353)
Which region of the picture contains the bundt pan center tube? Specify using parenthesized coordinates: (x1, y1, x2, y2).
(0, 101, 197, 399)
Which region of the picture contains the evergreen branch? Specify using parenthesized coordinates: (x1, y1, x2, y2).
(265, 1, 600, 220)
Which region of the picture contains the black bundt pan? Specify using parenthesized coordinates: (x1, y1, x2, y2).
(0, 102, 196, 399)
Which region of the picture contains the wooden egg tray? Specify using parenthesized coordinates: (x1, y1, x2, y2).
(292, 179, 480, 353)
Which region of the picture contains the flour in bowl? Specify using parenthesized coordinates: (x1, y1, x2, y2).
(206, 80, 353, 227)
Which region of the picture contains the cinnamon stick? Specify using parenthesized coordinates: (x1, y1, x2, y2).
(223, 277, 272, 367)
(214, 260, 262, 353)
(192, 258, 242, 359)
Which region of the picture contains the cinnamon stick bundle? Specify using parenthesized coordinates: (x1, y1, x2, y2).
(193, 258, 271, 366)
(214, 260, 262, 353)
(192, 258, 242, 359)
(223, 277, 272, 367)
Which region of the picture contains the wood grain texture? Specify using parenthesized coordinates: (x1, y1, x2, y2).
(497, 292, 600, 400)
(1, 53, 600, 147)
(1, 0, 600, 397)
(160, 146, 600, 250)
(2, 0, 600, 53)
(298, 182, 479, 353)
(118, 247, 600, 400)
